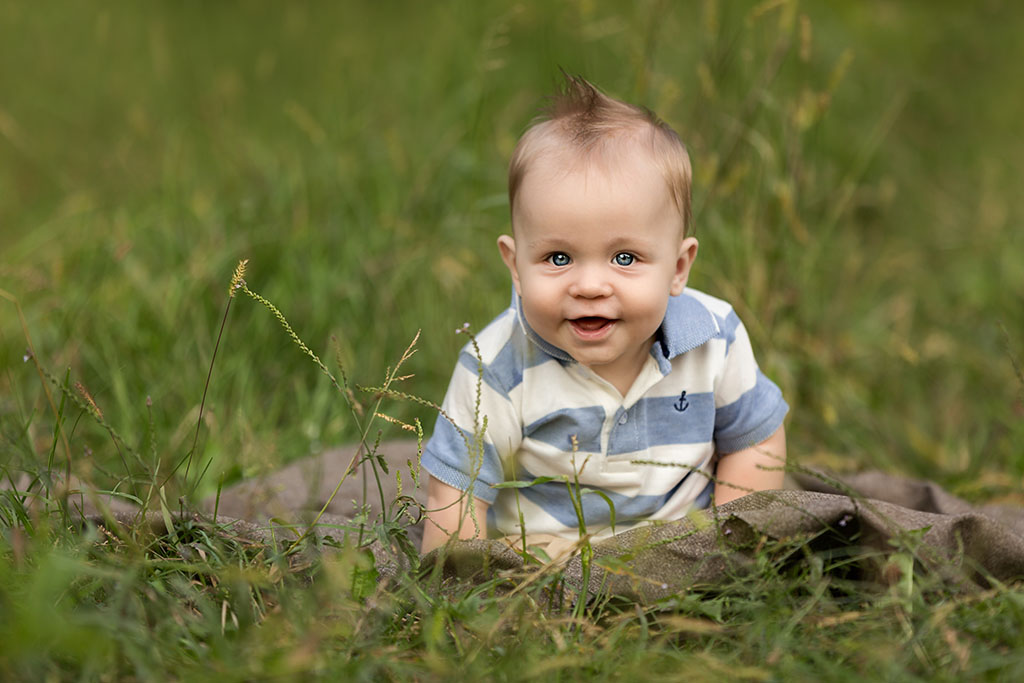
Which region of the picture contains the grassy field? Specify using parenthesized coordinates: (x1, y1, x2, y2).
(2, 0, 1023, 679)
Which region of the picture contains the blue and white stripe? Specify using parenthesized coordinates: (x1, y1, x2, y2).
(421, 288, 788, 540)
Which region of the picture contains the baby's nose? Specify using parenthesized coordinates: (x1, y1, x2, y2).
(568, 264, 613, 298)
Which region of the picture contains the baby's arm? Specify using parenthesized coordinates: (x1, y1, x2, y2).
(421, 475, 490, 553)
(713, 425, 787, 506)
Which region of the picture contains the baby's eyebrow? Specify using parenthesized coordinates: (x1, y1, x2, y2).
(526, 236, 659, 252)
(604, 237, 659, 254)
(527, 237, 573, 250)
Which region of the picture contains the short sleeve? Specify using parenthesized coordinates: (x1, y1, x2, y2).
(420, 347, 523, 504)
(712, 314, 788, 453)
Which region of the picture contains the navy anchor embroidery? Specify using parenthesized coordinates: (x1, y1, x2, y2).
(673, 390, 689, 412)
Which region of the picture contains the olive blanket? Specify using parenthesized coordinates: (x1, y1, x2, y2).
(60, 439, 1024, 600)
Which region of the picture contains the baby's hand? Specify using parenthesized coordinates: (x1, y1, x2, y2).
(421, 475, 489, 553)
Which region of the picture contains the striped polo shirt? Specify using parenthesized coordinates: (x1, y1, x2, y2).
(421, 288, 788, 541)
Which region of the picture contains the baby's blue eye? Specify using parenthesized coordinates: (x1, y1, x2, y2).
(614, 252, 635, 266)
(549, 252, 571, 266)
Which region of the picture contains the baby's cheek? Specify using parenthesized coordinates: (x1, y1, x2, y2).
(630, 281, 669, 305)
(523, 287, 556, 311)
(521, 299, 550, 327)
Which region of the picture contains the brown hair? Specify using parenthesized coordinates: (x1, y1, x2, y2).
(508, 74, 693, 235)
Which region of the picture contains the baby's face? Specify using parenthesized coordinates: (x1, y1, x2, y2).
(499, 149, 697, 394)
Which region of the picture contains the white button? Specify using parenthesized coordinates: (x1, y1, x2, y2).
(618, 414, 628, 425)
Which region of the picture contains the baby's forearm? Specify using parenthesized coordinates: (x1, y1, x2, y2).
(421, 475, 489, 553)
(713, 425, 787, 506)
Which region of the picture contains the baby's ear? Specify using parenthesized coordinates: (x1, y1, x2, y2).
(670, 237, 699, 296)
(497, 235, 522, 294)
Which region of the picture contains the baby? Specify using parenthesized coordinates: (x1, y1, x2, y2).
(420, 76, 788, 556)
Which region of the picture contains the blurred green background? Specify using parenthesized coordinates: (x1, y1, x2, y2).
(1, 0, 1022, 500)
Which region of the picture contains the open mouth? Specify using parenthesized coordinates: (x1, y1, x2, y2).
(569, 317, 615, 337)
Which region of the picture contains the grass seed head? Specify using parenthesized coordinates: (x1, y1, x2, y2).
(229, 258, 249, 297)
(75, 381, 103, 419)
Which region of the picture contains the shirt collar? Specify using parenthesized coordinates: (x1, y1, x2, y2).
(512, 288, 719, 364)
(657, 290, 720, 359)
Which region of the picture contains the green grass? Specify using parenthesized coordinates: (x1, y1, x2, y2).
(2, 0, 1023, 679)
